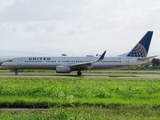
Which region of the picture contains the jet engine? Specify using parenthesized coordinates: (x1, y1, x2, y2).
(56, 65, 71, 73)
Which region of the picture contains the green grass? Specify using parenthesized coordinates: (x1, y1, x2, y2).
(0, 77, 160, 119)
(0, 77, 160, 107)
(0, 106, 160, 120)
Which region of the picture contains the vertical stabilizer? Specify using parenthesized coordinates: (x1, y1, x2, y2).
(127, 31, 153, 57)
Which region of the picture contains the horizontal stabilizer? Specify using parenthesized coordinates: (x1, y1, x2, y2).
(137, 55, 158, 61)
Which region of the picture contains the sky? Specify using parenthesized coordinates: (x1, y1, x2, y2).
(0, 0, 160, 57)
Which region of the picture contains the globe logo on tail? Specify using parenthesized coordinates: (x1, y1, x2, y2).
(127, 43, 147, 57)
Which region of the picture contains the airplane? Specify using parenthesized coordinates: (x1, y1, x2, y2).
(1, 31, 157, 76)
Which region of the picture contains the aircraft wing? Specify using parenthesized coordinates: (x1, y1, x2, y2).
(138, 55, 158, 61)
(70, 51, 106, 69)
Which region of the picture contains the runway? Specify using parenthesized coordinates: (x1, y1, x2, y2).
(0, 73, 160, 78)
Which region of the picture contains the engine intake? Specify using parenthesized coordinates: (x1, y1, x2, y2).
(56, 65, 71, 73)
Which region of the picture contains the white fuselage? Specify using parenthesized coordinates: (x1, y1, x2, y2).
(2, 56, 147, 71)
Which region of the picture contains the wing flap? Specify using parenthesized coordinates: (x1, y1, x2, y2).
(70, 51, 106, 69)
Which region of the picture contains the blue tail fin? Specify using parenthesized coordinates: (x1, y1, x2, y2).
(127, 31, 153, 57)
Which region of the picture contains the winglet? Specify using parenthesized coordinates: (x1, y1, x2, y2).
(97, 51, 106, 62)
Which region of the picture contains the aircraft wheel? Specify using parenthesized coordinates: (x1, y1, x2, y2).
(15, 71, 18, 75)
(77, 71, 82, 76)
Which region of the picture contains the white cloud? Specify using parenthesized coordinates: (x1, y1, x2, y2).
(0, 0, 160, 57)
(0, 0, 14, 12)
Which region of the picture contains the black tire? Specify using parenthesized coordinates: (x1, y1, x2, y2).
(15, 72, 18, 75)
(77, 71, 82, 76)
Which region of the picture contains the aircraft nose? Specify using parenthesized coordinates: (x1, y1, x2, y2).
(1, 62, 6, 68)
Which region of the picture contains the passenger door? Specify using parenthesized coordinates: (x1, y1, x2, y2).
(17, 58, 22, 65)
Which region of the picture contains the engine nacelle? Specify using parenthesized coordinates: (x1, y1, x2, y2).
(56, 65, 71, 73)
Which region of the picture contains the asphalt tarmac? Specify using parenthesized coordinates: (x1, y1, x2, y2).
(0, 73, 160, 78)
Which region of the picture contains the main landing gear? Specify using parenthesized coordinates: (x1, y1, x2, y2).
(77, 71, 82, 76)
(15, 70, 18, 75)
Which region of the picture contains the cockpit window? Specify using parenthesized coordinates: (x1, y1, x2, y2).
(6, 60, 13, 62)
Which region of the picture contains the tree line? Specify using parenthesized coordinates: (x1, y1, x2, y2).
(151, 58, 160, 67)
